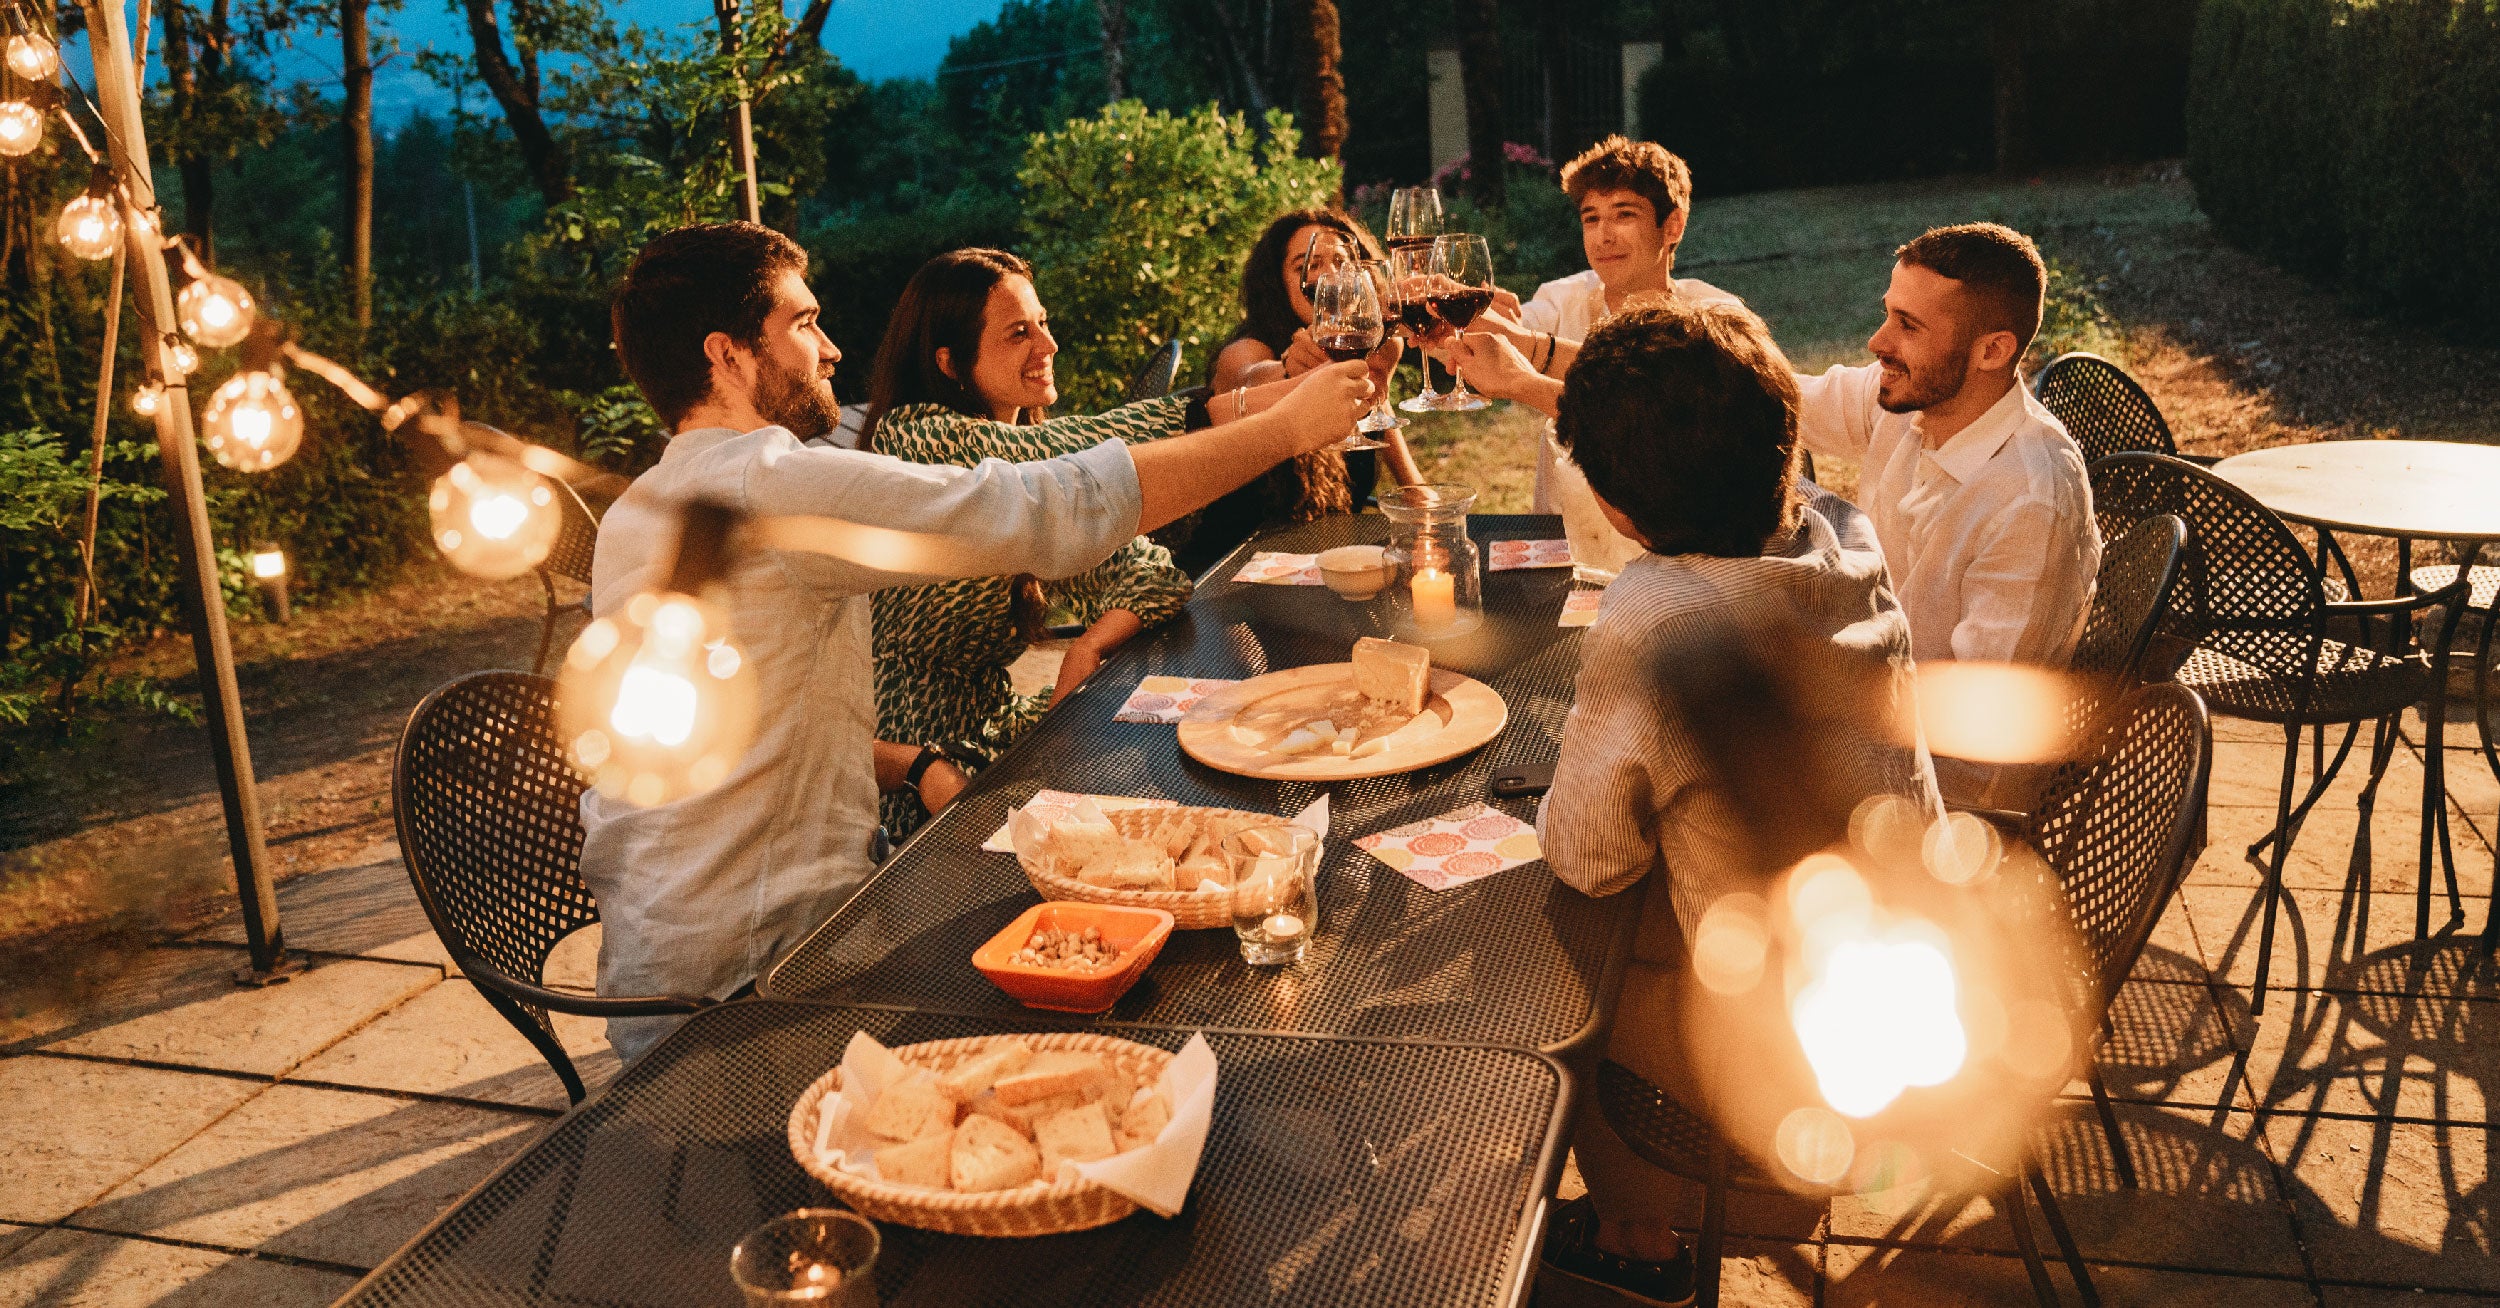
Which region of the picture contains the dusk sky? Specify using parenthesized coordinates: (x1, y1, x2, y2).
(231, 0, 1010, 124)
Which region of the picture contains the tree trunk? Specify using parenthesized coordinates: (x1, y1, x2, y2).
(1096, 0, 1126, 103)
(1988, 0, 2035, 175)
(460, 0, 570, 205)
(1293, 0, 1346, 162)
(341, 0, 373, 327)
(1456, 0, 1505, 204)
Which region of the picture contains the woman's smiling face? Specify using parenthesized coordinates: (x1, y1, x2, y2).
(960, 274, 1059, 418)
(1283, 224, 1355, 325)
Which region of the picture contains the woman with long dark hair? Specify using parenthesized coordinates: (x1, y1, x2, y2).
(863, 248, 1328, 835)
(1168, 208, 1390, 575)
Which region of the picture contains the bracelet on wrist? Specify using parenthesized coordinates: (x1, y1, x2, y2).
(1231, 386, 1249, 420)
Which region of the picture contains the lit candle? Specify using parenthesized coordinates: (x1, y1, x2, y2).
(1410, 566, 1457, 631)
(1263, 912, 1305, 941)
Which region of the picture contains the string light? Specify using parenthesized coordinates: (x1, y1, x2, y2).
(177, 273, 256, 349)
(4, 32, 58, 80)
(557, 591, 758, 807)
(164, 334, 198, 375)
(131, 380, 163, 416)
(429, 453, 559, 579)
(200, 367, 303, 472)
(57, 194, 120, 260)
(0, 99, 40, 156)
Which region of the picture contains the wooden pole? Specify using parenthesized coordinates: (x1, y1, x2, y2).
(80, 0, 289, 978)
(713, 0, 760, 225)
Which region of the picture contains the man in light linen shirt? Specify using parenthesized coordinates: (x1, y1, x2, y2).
(1530, 303, 1940, 1306)
(1472, 136, 1744, 511)
(1792, 223, 2099, 807)
(588, 223, 1376, 1060)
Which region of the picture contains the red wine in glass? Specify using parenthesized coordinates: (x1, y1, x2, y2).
(1397, 298, 1437, 336)
(1385, 234, 1436, 255)
(1429, 288, 1494, 329)
(1315, 329, 1381, 362)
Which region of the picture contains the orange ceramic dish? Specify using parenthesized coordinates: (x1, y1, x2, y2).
(972, 902, 1175, 1014)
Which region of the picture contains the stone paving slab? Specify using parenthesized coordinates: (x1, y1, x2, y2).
(27, 951, 440, 1077)
(0, 1222, 38, 1265)
(0, 1057, 262, 1226)
(293, 977, 616, 1111)
(75, 1083, 543, 1271)
(1823, 1245, 2318, 1308)
(2176, 883, 2489, 999)
(2264, 1113, 2497, 1294)
(2243, 987, 2500, 1120)
(185, 849, 448, 972)
(2196, 798, 2496, 896)
(2091, 975, 2256, 1111)
(0, 1227, 360, 1308)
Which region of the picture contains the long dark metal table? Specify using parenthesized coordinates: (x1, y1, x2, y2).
(341, 1003, 1568, 1307)
(763, 513, 1636, 1054)
(338, 513, 1633, 1308)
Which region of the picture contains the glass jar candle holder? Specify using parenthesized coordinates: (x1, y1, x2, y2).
(1379, 483, 1483, 641)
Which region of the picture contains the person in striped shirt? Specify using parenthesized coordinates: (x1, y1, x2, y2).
(1529, 301, 1942, 1307)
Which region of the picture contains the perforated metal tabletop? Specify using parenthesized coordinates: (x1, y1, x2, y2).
(762, 515, 1634, 1052)
(339, 1002, 1567, 1308)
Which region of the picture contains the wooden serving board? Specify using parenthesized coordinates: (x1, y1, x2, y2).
(1176, 663, 1507, 781)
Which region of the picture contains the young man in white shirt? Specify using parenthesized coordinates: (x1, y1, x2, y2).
(1449, 223, 2098, 808)
(587, 223, 1376, 1060)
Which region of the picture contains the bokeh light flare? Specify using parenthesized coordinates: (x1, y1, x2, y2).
(428, 454, 559, 579)
(557, 592, 757, 807)
(1906, 662, 2074, 765)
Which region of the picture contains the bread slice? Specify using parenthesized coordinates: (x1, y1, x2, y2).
(861, 1071, 956, 1142)
(1115, 1090, 1172, 1152)
(1033, 1100, 1117, 1175)
(936, 1039, 1034, 1104)
(950, 1113, 1042, 1192)
(994, 1051, 1112, 1106)
(969, 1087, 1089, 1133)
(875, 1126, 955, 1189)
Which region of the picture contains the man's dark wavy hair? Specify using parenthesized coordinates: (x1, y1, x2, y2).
(611, 221, 810, 427)
(1554, 300, 1803, 558)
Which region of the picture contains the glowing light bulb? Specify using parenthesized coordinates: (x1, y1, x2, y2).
(556, 591, 757, 806)
(56, 194, 120, 260)
(250, 547, 287, 579)
(0, 100, 41, 157)
(131, 381, 163, 417)
(1791, 931, 1967, 1118)
(176, 274, 255, 348)
(199, 368, 303, 472)
(165, 337, 198, 375)
(5, 34, 59, 80)
(426, 454, 558, 579)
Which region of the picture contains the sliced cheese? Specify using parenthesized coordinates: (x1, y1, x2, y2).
(1351, 637, 1431, 716)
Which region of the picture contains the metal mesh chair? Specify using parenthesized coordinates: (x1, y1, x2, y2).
(1123, 339, 1185, 402)
(2035, 353, 2208, 467)
(2064, 514, 2188, 742)
(392, 671, 708, 1103)
(2090, 453, 2471, 1012)
(531, 480, 602, 676)
(1597, 684, 2211, 1308)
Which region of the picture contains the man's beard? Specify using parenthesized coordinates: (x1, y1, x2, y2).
(1874, 349, 1969, 415)
(755, 356, 841, 440)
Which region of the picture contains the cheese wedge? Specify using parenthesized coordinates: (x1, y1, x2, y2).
(1352, 637, 1431, 716)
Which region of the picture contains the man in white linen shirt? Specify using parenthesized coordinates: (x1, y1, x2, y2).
(1792, 222, 2099, 807)
(1479, 136, 1743, 512)
(588, 223, 1377, 1060)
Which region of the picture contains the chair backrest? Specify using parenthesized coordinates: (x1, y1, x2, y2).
(2035, 352, 2177, 466)
(2089, 452, 2325, 683)
(2026, 682, 2212, 1020)
(393, 672, 599, 1092)
(2064, 514, 2186, 735)
(538, 479, 603, 589)
(1124, 339, 1185, 403)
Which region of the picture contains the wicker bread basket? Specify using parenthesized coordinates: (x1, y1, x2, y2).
(1018, 806, 1276, 929)
(787, 1032, 1175, 1236)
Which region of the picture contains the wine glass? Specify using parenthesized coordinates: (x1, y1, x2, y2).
(1351, 260, 1406, 435)
(1380, 247, 1436, 423)
(1308, 262, 1388, 452)
(1427, 233, 1495, 413)
(1386, 187, 1447, 413)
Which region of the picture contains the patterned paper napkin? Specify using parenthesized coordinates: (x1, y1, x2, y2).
(1232, 551, 1324, 585)
(1114, 675, 1238, 724)
(1488, 538, 1574, 572)
(982, 790, 1177, 853)
(1558, 590, 1605, 628)
(1356, 802, 1544, 891)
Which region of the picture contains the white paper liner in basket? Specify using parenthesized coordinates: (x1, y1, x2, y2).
(1005, 796, 1328, 928)
(794, 1031, 1216, 1228)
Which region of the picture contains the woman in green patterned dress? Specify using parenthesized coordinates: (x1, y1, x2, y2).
(863, 248, 1336, 836)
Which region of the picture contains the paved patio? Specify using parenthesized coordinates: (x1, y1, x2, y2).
(2, 712, 2494, 1306)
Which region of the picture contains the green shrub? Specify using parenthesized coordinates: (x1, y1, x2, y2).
(806, 188, 1022, 367)
(1019, 101, 1339, 414)
(2189, 0, 2500, 337)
